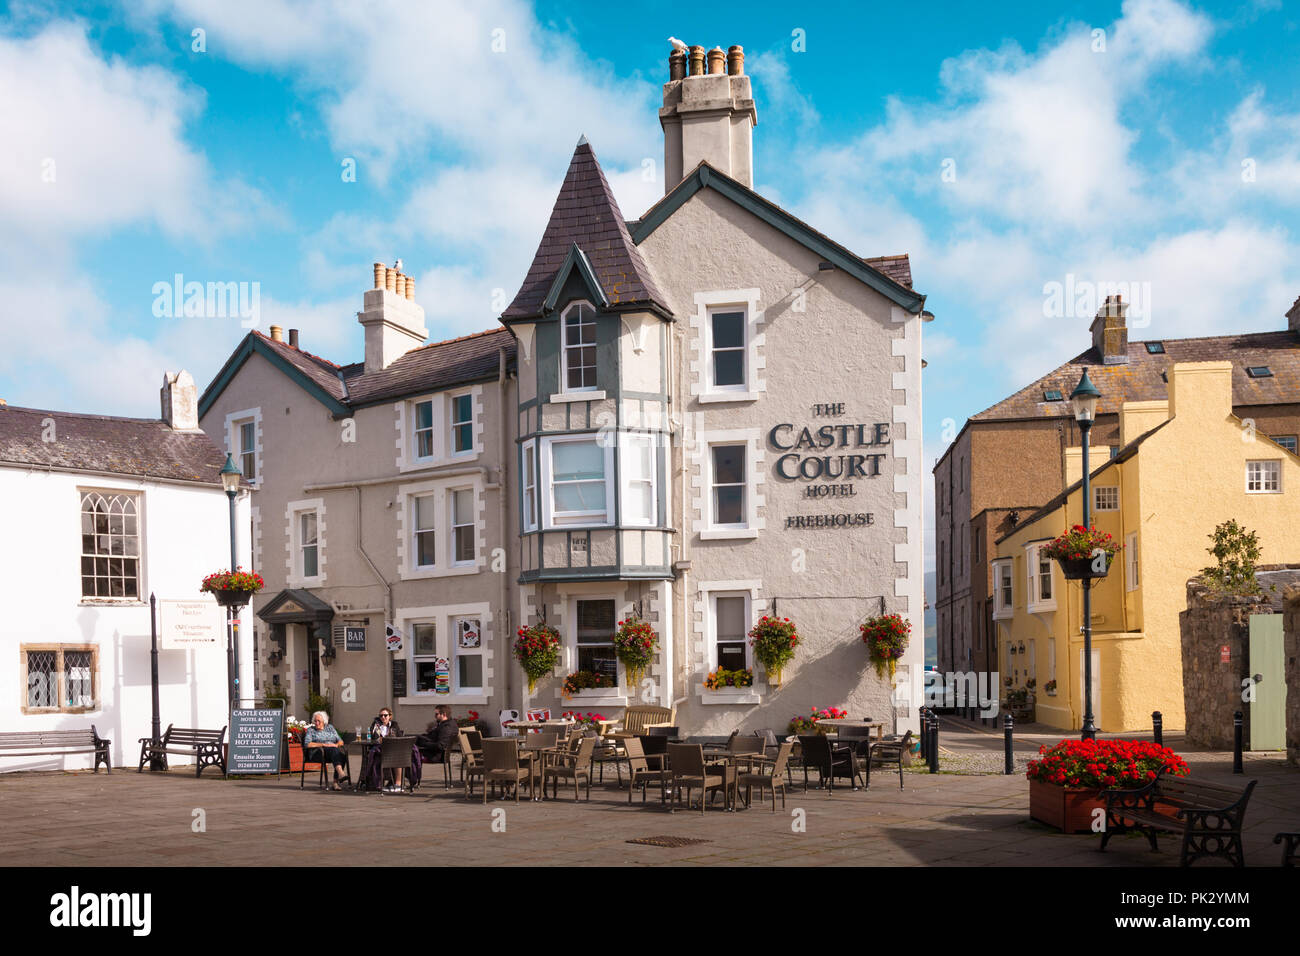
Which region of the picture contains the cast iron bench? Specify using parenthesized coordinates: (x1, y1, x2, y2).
(1275, 832, 1300, 867)
(0, 727, 111, 772)
(137, 724, 227, 777)
(1100, 773, 1256, 867)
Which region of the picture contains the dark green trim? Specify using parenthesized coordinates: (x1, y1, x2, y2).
(630, 164, 926, 314)
(199, 334, 352, 419)
(543, 244, 608, 313)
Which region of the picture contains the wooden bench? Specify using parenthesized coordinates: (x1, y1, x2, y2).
(0, 727, 111, 772)
(137, 724, 227, 777)
(1100, 773, 1256, 867)
(608, 705, 676, 740)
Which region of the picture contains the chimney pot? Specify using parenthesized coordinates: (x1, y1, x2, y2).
(373, 262, 385, 289)
(688, 45, 706, 76)
(288, 328, 299, 349)
(405, 276, 415, 301)
(269, 325, 284, 342)
(1091, 295, 1129, 365)
(396, 273, 408, 298)
(669, 49, 686, 80)
(707, 47, 725, 75)
(385, 268, 397, 293)
(727, 45, 744, 76)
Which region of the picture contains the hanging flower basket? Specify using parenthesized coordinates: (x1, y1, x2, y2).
(749, 616, 799, 687)
(613, 616, 658, 689)
(513, 623, 561, 695)
(860, 613, 910, 678)
(1043, 526, 1120, 580)
(200, 568, 265, 608)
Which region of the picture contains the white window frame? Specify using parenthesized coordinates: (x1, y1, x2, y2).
(561, 300, 598, 394)
(1246, 459, 1281, 494)
(409, 620, 439, 694)
(522, 440, 538, 532)
(1126, 532, 1139, 591)
(1026, 543, 1057, 613)
(79, 490, 143, 602)
(299, 511, 319, 579)
(708, 442, 748, 531)
(224, 407, 262, 487)
(619, 432, 658, 528)
(412, 398, 436, 463)
(449, 391, 474, 457)
(450, 487, 476, 566)
(396, 481, 484, 580)
(1094, 486, 1119, 511)
(706, 305, 748, 393)
(286, 497, 325, 586)
(708, 591, 752, 673)
(691, 288, 763, 403)
(541, 435, 614, 528)
(992, 560, 1014, 620)
(412, 493, 437, 570)
(451, 616, 485, 694)
(396, 603, 493, 705)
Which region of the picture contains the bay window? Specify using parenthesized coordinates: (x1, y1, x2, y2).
(620, 434, 657, 527)
(575, 599, 617, 681)
(545, 438, 611, 525)
(522, 441, 538, 532)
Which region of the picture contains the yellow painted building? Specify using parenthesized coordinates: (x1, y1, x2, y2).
(993, 362, 1300, 732)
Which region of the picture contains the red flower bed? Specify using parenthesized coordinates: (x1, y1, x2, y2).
(1026, 739, 1188, 790)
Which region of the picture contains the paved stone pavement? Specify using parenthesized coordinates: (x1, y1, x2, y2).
(1, 723, 1294, 867)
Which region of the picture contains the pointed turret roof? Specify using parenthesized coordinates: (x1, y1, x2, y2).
(502, 140, 671, 320)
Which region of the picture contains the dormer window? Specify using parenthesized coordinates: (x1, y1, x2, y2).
(562, 302, 597, 391)
(1043, 389, 1063, 403)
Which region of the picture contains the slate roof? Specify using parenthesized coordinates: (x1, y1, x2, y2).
(0, 404, 229, 484)
(236, 327, 514, 410)
(502, 140, 671, 320)
(863, 255, 913, 289)
(975, 330, 1300, 422)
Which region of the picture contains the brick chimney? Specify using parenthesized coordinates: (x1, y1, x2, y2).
(1090, 295, 1129, 365)
(358, 261, 427, 373)
(660, 43, 757, 192)
(1287, 294, 1300, 334)
(160, 370, 199, 430)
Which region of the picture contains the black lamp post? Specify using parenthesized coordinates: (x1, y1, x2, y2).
(219, 454, 243, 707)
(1070, 370, 1102, 741)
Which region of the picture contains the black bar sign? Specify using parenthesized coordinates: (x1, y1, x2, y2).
(391, 659, 407, 699)
(345, 626, 366, 651)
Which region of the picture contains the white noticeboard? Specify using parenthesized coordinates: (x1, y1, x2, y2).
(159, 600, 224, 649)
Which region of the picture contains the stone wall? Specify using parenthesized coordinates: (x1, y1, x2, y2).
(1285, 587, 1300, 765)
(1179, 583, 1271, 749)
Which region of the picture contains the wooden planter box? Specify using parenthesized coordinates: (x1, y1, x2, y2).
(1029, 779, 1106, 833)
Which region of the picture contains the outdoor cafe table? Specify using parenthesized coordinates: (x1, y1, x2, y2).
(814, 719, 885, 741)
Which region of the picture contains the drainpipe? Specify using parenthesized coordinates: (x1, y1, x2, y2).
(670, 320, 689, 715)
(498, 346, 512, 706)
(354, 486, 392, 626)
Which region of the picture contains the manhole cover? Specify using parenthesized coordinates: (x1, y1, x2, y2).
(626, 835, 712, 848)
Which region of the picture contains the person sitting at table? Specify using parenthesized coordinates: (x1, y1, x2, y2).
(302, 711, 350, 791)
(366, 708, 406, 792)
(417, 704, 459, 766)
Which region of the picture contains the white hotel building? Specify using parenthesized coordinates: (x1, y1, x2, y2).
(198, 44, 929, 738)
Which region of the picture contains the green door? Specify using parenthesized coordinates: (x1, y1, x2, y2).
(1248, 614, 1286, 751)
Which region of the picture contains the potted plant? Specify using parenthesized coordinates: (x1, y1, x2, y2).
(282, 717, 308, 774)
(200, 567, 265, 608)
(561, 670, 616, 698)
(560, 711, 607, 736)
(860, 613, 911, 678)
(749, 615, 799, 686)
(613, 616, 658, 689)
(513, 623, 561, 695)
(1043, 525, 1121, 580)
(1044, 679, 1057, 696)
(1026, 739, 1189, 833)
(788, 706, 847, 736)
(704, 667, 754, 690)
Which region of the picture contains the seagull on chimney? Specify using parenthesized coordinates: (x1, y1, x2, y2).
(393, 258, 403, 272)
(668, 37, 687, 52)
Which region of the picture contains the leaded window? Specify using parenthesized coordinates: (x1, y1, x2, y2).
(80, 492, 140, 599)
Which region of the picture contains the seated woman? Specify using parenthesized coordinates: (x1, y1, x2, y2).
(366, 709, 420, 792)
(302, 711, 350, 791)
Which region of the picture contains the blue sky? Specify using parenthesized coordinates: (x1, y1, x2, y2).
(3, 0, 1298, 570)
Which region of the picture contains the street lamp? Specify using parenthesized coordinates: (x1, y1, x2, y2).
(1070, 370, 1102, 741)
(220, 454, 243, 707)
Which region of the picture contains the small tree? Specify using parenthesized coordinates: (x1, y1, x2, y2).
(1201, 519, 1262, 595)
